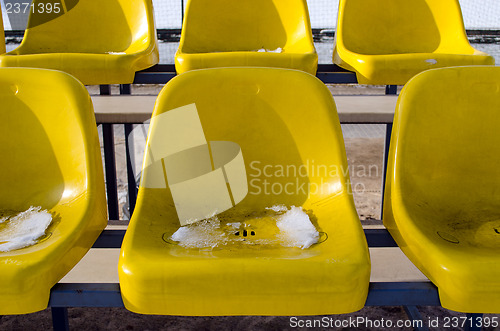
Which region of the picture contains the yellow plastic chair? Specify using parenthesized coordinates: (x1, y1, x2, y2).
(0, 0, 159, 85)
(333, 0, 495, 85)
(0, 68, 107, 314)
(119, 68, 370, 315)
(0, 8, 5, 54)
(175, 0, 318, 75)
(384, 66, 500, 313)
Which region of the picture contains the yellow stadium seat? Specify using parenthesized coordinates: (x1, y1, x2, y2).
(333, 0, 495, 85)
(0, 0, 159, 85)
(119, 68, 370, 315)
(384, 66, 500, 313)
(0, 9, 5, 54)
(175, 0, 318, 75)
(0, 68, 107, 314)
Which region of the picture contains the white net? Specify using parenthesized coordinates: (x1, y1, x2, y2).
(1, 0, 499, 30)
(460, 0, 500, 30)
(152, 0, 182, 29)
(151, 0, 499, 30)
(306, 0, 338, 29)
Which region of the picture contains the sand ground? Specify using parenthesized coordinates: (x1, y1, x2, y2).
(1, 85, 499, 330)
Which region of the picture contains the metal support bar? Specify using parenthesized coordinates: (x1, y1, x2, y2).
(133, 71, 358, 85)
(48, 281, 441, 308)
(403, 306, 429, 331)
(92, 229, 126, 248)
(133, 72, 176, 84)
(102, 124, 119, 220)
(385, 85, 398, 95)
(51, 307, 69, 331)
(119, 84, 131, 95)
(380, 123, 393, 219)
(315, 72, 358, 84)
(49, 283, 124, 308)
(139, 64, 351, 74)
(366, 282, 440, 306)
(124, 124, 137, 216)
(364, 228, 397, 247)
(119, 84, 136, 217)
(99, 85, 111, 95)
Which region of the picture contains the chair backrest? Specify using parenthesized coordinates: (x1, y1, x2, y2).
(11, 0, 156, 54)
(0, 68, 103, 211)
(0, 9, 5, 54)
(136, 68, 350, 226)
(180, 0, 314, 53)
(386, 66, 500, 214)
(337, 0, 471, 55)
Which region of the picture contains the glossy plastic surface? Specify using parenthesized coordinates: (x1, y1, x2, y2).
(0, 9, 5, 54)
(333, 0, 495, 85)
(0, 0, 159, 85)
(384, 66, 500, 313)
(0, 68, 107, 314)
(119, 68, 370, 315)
(175, 0, 317, 75)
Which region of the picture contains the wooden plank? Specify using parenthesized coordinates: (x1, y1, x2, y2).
(335, 95, 397, 123)
(92, 96, 156, 123)
(92, 95, 397, 124)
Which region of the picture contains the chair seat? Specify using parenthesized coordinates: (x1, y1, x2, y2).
(384, 66, 500, 313)
(121, 192, 369, 315)
(335, 50, 494, 85)
(0, 51, 157, 85)
(175, 50, 318, 75)
(0, 68, 107, 314)
(0, 0, 158, 85)
(175, 0, 317, 74)
(388, 199, 500, 312)
(119, 68, 370, 315)
(333, 0, 495, 85)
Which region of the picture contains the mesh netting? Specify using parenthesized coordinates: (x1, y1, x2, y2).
(460, 0, 500, 29)
(151, 0, 499, 30)
(1, 0, 499, 31)
(306, 0, 338, 29)
(152, 0, 182, 29)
